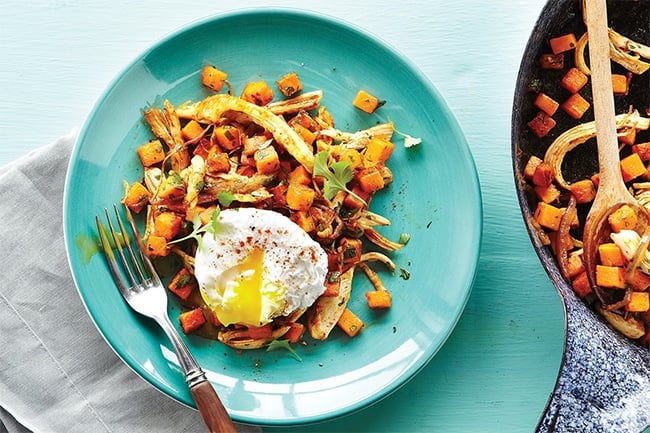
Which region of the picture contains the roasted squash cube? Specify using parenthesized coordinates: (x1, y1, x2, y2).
(626, 292, 650, 313)
(254, 146, 281, 174)
(596, 265, 626, 289)
(241, 80, 274, 106)
(561, 67, 588, 93)
(157, 172, 186, 202)
(286, 183, 316, 212)
(365, 290, 392, 309)
(277, 72, 303, 97)
(179, 308, 206, 334)
(353, 90, 382, 114)
(153, 212, 183, 240)
(201, 65, 228, 92)
(365, 137, 395, 163)
(122, 181, 152, 214)
(168, 268, 198, 301)
(528, 111, 556, 138)
(137, 139, 165, 167)
(561, 93, 590, 119)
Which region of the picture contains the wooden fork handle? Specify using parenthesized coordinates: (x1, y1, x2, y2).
(190, 380, 238, 433)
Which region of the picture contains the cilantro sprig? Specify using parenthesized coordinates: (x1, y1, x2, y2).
(167, 207, 221, 251)
(266, 339, 302, 362)
(313, 151, 366, 205)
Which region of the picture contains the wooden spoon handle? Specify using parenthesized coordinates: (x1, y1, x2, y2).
(190, 380, 238, 433)
(584, 0, 620, 187)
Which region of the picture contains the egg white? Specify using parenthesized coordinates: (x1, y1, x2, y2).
(194, 208, 328, 327)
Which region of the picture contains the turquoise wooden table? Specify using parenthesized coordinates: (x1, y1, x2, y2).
(0, 0, 610, 431)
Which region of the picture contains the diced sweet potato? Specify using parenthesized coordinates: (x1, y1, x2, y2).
(596, 265, 626, 289)
(146, 235, 169, 257)
(137, 139, 165, 167)
(534, 92, 560, 116)
(122, 181, 152, 214)
(365, 290, 392, 309)
(288, 165, 312, 186)
(572, 271, 592, 297)
(353, 89, 381, 114)
(365, 137, 395, 163)
(340, 238, 362, 264)
(205, 147, 231, 174)
(626, 292, 650, 312)
(241, 80, 274, 106)
(561, 93, 590, 119)
(322, 272, 341, 297)
(201, 65, 228, 92)
(598, 243, 626, 267)
(290, 210, 316, 233)
(244, 324, 274, 340)
(179, 308, 206, 334)
(285, 322, 305, 343)
(569, 179, 596, 204)
(168, 268, 198, 301)
(549, 33, 578, 54)
(612, 74, 628, 96)
(157, 172, 186, 202)
(292, 123, 316, 146)
(531, 161, 555, 187)
(276, 72, 303, 97)
(213, 125, 242, 151)
(566, 254, 585, 279)
(528, 111, 556, 138)
(608, 204, 638, 232)
(561, 67, 588, 93)
(335, 148, 363, 169)
(523, 155, 543, 179)
(181, 120, 204, 142)
(254, 146, 281, 174)
(337, 308, 364, 337)
(357, 167, 385, 193)
(153, 212, 183, 240)
(534, 202, 564, 231)
(620, 153, 646, 182)
(343, 185, 371, 210)
(286, 183, 316, 212)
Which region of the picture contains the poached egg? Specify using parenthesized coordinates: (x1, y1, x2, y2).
(194, 208, 328, 327)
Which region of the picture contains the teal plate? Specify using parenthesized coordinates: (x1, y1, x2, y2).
(63, 9, 482, 426)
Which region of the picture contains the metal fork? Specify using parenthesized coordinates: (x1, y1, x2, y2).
(96, 204, 237, 433)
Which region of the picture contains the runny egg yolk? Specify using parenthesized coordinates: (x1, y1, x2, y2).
(209, 247, 287, 327)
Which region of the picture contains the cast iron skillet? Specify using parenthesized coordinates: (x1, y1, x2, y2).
(512, 0, 650, 431)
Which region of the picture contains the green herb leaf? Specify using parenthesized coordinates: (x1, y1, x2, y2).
(266, 339, 302, 362)
(208, 207, 221, 235)
(313, 151, 358, 201)
(388, 119, 422, 148)
(399, 233, 411, 245)
(217, 191, 236, 207)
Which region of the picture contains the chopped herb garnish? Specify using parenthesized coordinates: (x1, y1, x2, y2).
(266, 339, 302, 362)
(217, 191, 236, 207)
(313, 151, 366, 204)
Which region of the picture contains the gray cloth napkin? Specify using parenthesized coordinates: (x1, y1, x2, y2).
(0, 132, 261, 433)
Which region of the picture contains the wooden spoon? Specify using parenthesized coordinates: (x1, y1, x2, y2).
(581, 0, 649, 286)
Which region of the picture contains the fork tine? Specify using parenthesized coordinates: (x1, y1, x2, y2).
(123, 204, 162, 286)
(103, 207, 139, 288)
(111, 204, 147, 283)
(95, 215, 130, 294)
